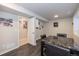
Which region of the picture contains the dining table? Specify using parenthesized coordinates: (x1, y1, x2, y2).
(41, 36, 74, 49)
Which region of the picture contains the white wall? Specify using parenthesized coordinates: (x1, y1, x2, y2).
(35, 19, 45, 40)
(28, 17, 45, 46)
(39, 20, 45, 36)
(0, 11, 19, 55)
(73, 8, 79, 50)
(28, 17, 36, 45)
(43, 18, 73, 38)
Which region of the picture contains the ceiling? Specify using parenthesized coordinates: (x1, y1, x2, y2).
(0, 4, 31, 18)
(16, 3, 79, 20)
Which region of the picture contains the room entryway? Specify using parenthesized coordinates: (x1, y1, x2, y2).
(19, 16, 28, 46)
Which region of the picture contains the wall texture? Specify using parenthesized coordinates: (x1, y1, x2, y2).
(43, 18, 73, 38)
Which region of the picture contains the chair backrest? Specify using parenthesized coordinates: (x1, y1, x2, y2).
(41, 34, 46, 39)
(57, 33, 67, 38)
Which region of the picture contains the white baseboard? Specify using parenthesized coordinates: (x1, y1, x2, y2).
(0, 46, 19, 55)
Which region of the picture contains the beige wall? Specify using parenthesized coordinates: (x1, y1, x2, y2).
(73, 8, 79, 50)
(43, 18, 73, 38)
(19, 16, 28, 46)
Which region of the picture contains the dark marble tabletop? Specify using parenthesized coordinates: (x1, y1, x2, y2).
(42, 36, 74, 49)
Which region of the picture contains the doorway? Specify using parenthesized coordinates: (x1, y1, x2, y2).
(19, 16, 28, 46)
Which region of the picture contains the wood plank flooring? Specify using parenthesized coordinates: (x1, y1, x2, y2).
(1, 40, 41, 56)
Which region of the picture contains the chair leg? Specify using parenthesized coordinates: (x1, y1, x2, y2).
(41, 41, 45, 56)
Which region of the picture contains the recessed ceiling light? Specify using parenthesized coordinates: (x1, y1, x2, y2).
(54, 15, 59, 18)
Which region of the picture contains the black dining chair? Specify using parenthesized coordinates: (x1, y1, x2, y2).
(40, 34, 46, 39)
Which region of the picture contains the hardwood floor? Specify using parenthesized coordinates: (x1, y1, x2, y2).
(1, 40, 41, 56)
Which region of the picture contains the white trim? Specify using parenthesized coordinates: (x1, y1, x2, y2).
(0, 46, 19, 55)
